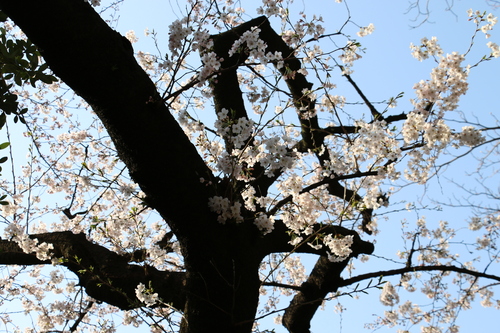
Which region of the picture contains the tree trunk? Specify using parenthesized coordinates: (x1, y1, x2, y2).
(181, 257, 261, 332)
(179, 221, 264, 333)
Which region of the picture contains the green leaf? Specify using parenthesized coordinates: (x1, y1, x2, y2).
(0, 11, 8, 22)
(39, 74, 56, 84)
(0, 112, 6, 129)
(27, 52, 38, 67)
(0, 142, 9, 149)
(39, 63, 49, 72)
(13, 74, 21, 86)
(0, 156, 7, 163)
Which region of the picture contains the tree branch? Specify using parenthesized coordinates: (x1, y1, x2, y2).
(245, 18, 381, 233)
(259, 220, 374, 258)
(0, 232, 186, 310)
(268, 171, 378, 216)
(283, 256, 349, 333)
(343, 73, 383, 120)
(338, 264, 500, 288)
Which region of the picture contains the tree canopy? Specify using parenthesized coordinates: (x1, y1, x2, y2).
(0, 1, 499, 333)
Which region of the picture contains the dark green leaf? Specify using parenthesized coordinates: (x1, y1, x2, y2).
(0, 11, 8, 22)
(0, 112, 6, 129)
(0, 142, 9, 149)
(0, 156, 8, 163)
(13, 74, 21, 86)
(40, 74, 56, 84)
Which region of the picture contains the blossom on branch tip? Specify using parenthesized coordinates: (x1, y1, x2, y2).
(135, 283, 159, 307)
(125, 30, 139, 44)
(256, 0, 285, 17)
(254, 213, 275, 234)
(410, 37, 442, 61)
(452, 126, 485, 147)
(487, 41, 500, 57)
(357, 23, 375, 37)
(324, 234, 353, 262)
(168, 18, 192, 58)
(208, 196, 244, 224)
(380, 281, 400, 306)
(199, 52, 223, 82)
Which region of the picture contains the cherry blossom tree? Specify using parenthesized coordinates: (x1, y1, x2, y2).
(0, 1, 499, 333)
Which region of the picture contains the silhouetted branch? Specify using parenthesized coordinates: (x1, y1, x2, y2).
(338, 264, 500, 288)
(0, 232, 186, 310)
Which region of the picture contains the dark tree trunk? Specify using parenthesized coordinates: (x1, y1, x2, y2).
(181, 249, 262, 332)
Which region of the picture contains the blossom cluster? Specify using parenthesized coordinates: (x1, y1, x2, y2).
(192, 29, 213, 52)
(281, 14, 325, 45)
(487, 41, 500, 57)
(321, 93, 346, 109)
(380, 281, 400, 307)
(351, 120, 401, 167)
(254, 213, 275, 234)
(410, 37, 443, 61)
(198, 109, 296, 181)
(412, 51, 468, 112)
(323, 234, 354, 262)
(208, 196, 244, 224)
(357, 23, 375, 37)
(3, 223, 54, 261)
(256, 0, 286, 18)
(135, 283, 159, 307)
(214, 108, 255, 149)
(452, 126, 485, 147)
(125, 30, 139, 44)
(199, 51, 223, 82)
(228, 27, 267, 62)
(168, 18, 192, 57)
(467, 9, 498, 38)
(338, 41, 362, 74)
